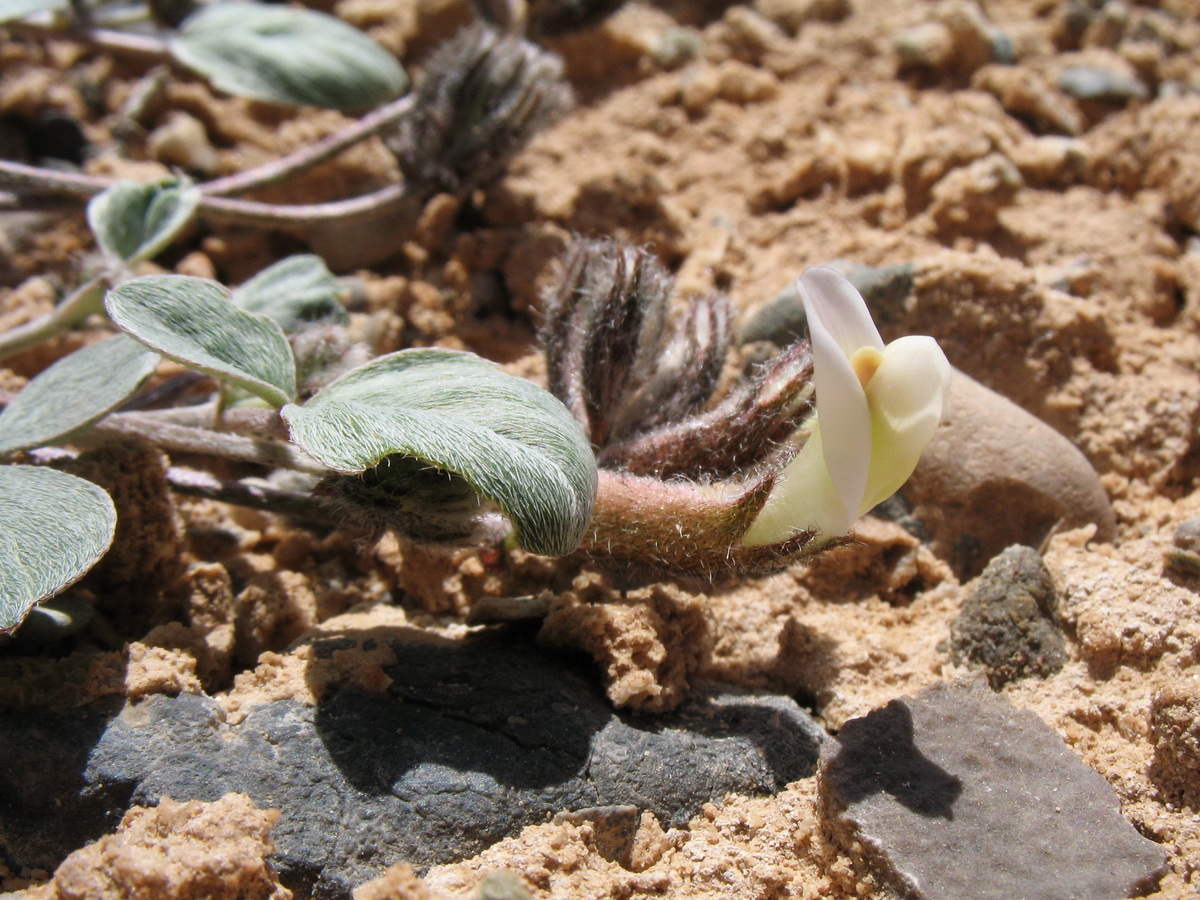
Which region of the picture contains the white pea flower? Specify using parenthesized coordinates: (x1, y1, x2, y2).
(742, 266, 951, 546)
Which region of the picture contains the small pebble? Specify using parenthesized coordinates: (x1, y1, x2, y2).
(903, 369, 1116, 579)
(476, 870, 535, 900)
(949, 545, 1065, 688)
(737, 261, 914, 345)
(1164, 515, 1200, 575)
(893, 0, 1003, 79)
(1058, 66, 1148, 103)
(148, 112, 220, 175)
(653, 27, 701, 69)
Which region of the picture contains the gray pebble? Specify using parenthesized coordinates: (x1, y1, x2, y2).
(949, 545, 1066, 688)
(1058, 66, 1148, 102)
(820, 680, 1168, 900)
(737, 261, 915, 345)
(1164, 515, 1200, 575)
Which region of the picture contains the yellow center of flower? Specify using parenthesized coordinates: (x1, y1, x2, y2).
(849, 345, 884, 390)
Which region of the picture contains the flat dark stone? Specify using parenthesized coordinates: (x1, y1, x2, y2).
(0, 628, 826, 899)
(820, 680, 1167, 900)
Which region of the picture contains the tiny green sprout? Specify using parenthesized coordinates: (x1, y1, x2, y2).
(742, 266, 951, 547)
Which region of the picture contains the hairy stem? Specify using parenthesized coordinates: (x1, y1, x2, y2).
(0, 276, 108, 363)
(0, 158, 413, 227)
(6, 20, 170, 60)
(87, 412, 327, 474)
(196, 183, 411, 226)
(201, 94, 416, 196)
(0, 159, 110, 199)
(579, 469, 817, 576)
(164, 465, 333, 522)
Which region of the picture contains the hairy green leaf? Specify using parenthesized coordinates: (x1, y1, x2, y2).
(87, 179, 201, 265)
(106, 275, 296, 406)
(0, 0, 68, 22)
(170, 3, 408, 110)
(0, 334, 160, 455)
(283, 348, 597, 555)
(0, 465, 116, 633)
(232, 255, 349, 333)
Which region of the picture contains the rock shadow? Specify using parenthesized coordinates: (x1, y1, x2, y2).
(822, 700, 962, 820)
(309, 625, 608, 797)
(0, 698, 133, 872)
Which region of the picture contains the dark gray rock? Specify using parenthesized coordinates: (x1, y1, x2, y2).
(0, 628, 826, 899)
(949, 545, 1066, 688)
(737, 262, 915, 346)
(820, 680, 1167, 900)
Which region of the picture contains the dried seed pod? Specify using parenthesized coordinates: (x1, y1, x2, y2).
(611, 291, 733, 438)
(386, 25, 573, 194)
(541, 238, 672, 445)
(599, 341, 814, 479)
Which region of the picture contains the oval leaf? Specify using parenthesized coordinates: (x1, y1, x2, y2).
(0, 465, 116, 633)
(0, 334, 160, 455)
(282, 348, 597, 555)
(170, 3, 408, 110)
(106, 275, 296, 406)
(232, 255, 349, 333)
(87, 179, 201, 265)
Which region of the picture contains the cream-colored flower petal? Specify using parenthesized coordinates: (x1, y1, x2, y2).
(860, 335, 951, 512)
(740, 419, 851, 545)
(799, 267, 877, 528)
(799, 267, 885, 357)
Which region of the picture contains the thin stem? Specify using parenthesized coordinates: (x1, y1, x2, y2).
(6, 20, 170, 61)
(120, 402, 286, 439)
(0, 159, 111, 199)
(201, 93, 416, 196)
(0, 276, 108, 363)
(87, 412, 328, 474)
(0, 158, 414, 227)
(196, 183, 411, 226)
(164, 466, 333, 523)
(23, 445, 334, 524)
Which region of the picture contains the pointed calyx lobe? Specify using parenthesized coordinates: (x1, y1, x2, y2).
(539, 238, 818, 574)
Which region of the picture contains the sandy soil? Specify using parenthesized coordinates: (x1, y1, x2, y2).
(3, 0, 1200, 896)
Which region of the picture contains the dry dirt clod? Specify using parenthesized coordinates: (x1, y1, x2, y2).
(948, 544, 1065, 688)
(1150, 685, 1200, 806)
(24, 793, 291, 900)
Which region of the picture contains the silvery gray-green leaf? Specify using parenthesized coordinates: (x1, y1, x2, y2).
(106, 275, 297, 407)
(0, 334, 160, 455)
(170, 3, 408, 110)
(0, 465, 116, 633)
(86, 179, 201, 265)
(232, 255, 349, 333)
(282, 348, 597, 556)
(0, 0, 68, 23)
